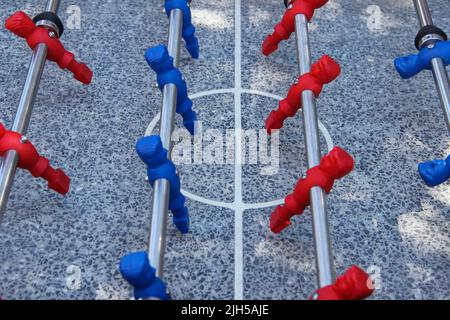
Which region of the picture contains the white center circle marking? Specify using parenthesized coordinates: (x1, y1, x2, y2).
(145, 88, 334, 210)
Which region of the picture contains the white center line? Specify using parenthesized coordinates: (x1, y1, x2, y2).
(234, 0, 244, 301)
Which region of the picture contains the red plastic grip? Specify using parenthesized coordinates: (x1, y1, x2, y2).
(262, 0, 329, 56)
(5, 11, 93, 84)
(270, 146, 354, 233)
(0, 123, 70, 195)
(310, 265, 374, 300)
(266, 54, 340, 133)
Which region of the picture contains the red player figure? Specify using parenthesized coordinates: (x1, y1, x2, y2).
(270, 146, 354, 233)
(262, 0, 328, 56)
(310, 265, 374, 300)
(0, 123, 70, 195)
(5, 11, 93, 84)
(266, 54, 341, 133)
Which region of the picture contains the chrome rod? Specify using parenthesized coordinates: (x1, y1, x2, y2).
(147, 8, 183, 279)
(413, 0, 450, 133)
(413, 0, 433, 26)
(45, 0, 61, 13)
(295, 14, 335, 288)
(0, 0, 61, 220)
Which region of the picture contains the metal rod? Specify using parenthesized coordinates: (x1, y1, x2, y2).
(413, 0, 450, 133)
(45, 0, 61, 12)
(147, 8, 183, 279)
(294, 14, 335, 288)
(430, 59, 450, 132)
(413, 0, 433, 27)
(0, 0, 61, 220)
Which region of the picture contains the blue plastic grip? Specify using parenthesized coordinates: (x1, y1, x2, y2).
(164, 0, 200, 59)
(136, 135, 190, 234)
(395, 40, 450, 79)
(145, 45, 197, 135)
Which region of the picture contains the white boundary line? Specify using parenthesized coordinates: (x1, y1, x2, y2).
(233, 0, 244, 301)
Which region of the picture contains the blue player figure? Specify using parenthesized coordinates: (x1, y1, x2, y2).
(164, 0, 199, 59)
(136, 135, 189, 233)
(119, 251, 170, 300)
(418, 155, 450, 187)
(146, 45, 197, 135)
(119, 135, 189, 300)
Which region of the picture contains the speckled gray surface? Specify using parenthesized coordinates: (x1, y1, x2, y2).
(0, 0, 449, 300)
